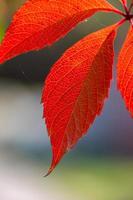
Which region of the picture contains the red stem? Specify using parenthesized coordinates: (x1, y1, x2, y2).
(121, 0, 128, 14)
(121, 0, 127, 7)
(129, 3, 133, 13)
(116, 18, 126, 28)
(130, 19, 133, 28)
(104, 8, 125, 17)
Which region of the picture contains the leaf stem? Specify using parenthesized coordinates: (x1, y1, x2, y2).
(130, 19, 133, 28)
(121, 0, 127, 8)
(104, 8, 125, 17)
(116, 18, 126, 28)
(121, 0, 127, 6)
(129, 3, 133, 13)
(121, 0, 129, 14)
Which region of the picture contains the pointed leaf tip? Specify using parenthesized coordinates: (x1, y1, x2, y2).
(42, 24, 117, 174)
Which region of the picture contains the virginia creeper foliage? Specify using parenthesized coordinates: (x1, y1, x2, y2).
(0, 0, 133, 176)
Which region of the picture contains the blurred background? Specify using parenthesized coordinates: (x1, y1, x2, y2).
(0, 0, 133, 199)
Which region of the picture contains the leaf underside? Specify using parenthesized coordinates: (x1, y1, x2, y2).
(42, 24, 117, 175)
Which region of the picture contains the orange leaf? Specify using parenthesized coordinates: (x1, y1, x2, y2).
(42, 24, 117, 175)
(0, 0, 116, 64)
(117, 26, 133, 117)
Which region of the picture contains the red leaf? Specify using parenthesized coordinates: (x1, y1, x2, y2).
(0, 0, 116, 64)
(117, 26, 133, 117)
(42, 24, 117, 175)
